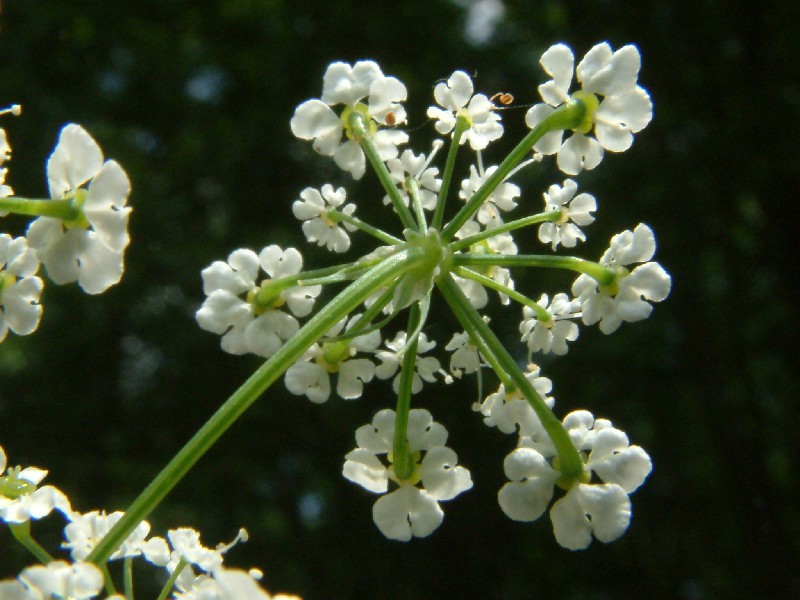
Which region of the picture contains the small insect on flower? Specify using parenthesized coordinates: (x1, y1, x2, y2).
(385, 111, 397, 126)
(490, 92, 514, 106)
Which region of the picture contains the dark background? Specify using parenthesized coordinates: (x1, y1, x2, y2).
(1, 1, 798, 598)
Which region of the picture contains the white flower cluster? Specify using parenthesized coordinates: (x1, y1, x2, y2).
(0, 121, 132, 344)
(195, 44, 670, 548)
(0, 444, 301, 599)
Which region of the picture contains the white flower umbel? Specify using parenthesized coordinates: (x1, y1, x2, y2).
(473, 364, 554, 437)
(526, 43, 653, 175)
(383, 146, 443, 211)
(538, 179, 596, 250)
(196, 245, 321, 357)
(284, 313, 381, 403)
(26, 124, 132, 294)
(343, 409, 472, 541)
(292, 184, 357, 253)
(291, 60, 409, 179)
(498, 410, 652, 550)
(427, 70, 503, 150)
(374, 331, 442, 394)
(459, 164, 519, 229)
(11, 561, 104, 600)
(0, 234, 43, 343)
(520, 293, 581, 356)
(0, 445, 71, 523)
(572, 223, 671, 334)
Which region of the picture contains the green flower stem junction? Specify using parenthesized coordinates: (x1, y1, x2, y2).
(86, 249, 427, 565)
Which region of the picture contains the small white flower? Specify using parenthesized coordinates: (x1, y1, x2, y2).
(572, 223, 671, 334)
(383, 147, 443, 211)
(498, 410, 652, 550)
(538, 179, 596, 250)
(343, 409, 472, 541)
(453, 228, 517, 309)
(291, 60, 409, 179)
(292, 184, 357, 253)
(62, 510, 165, 562)
(427, 70, 503, 150)
(284, 313, 381, 403)
(196, 245, 321, 357)
(26, 124, 132, 294)
(444, 328, 484, 378)
(15, 561, 104, 599)
(174, 568, 279, 600)
(374, 331, 442, 394)
(0, 234, 43, 342)
(459, 164, 519, 229)
(473, 364, 554, 437)
(519, 293, 581, 356)
(0, 445, 71, 523)
(526, 43, 653, 175)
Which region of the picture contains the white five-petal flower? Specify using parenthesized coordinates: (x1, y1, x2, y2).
(291, 60, 409, 179)
(343, 409, 472, 541)
(284, 313, 381, 403)
(383, 146, 443, 211)
(519, 293, 581, 356)
(196, 245, 321, 357)
(11, 561, 104, 600)
(498, 410, 652, 550)
(427, 70, 503, 150)
(538, 179, 596, 250)
(0, 445, 71, 523)
(292, 184, 357, 253)
(0, 234, 43, 342)
(26, 124, 132, 294)
(374, 331, 442, 394)
(526, 43, 653, 175)
(572, 223, 671, 334)
(62, 510, 165, 562)
(459, 164, 519, 229)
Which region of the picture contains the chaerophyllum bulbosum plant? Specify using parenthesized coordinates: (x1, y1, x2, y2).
(0, 42, 670, 598)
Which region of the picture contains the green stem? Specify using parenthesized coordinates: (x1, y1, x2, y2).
(449, 210, 562, 252)
(451, 266, 550, 321)
(328, 210, 403, 246)
(349, 112, 417, 231)
(453, 253, 616, 286)
(100, 562, 117, 597)
(437, 274, 583, 479)
(406, 176, 427, 231)
(123, 556, 134, 600)
(432, 117, 469, 230)
(0, 197, 80, 220)
(441, 99, 587, 242)
(155, 559, 187, 600)
(8, 522, 55, 564)
(392, 303, 422, 481)
(87, 249, 425, 565)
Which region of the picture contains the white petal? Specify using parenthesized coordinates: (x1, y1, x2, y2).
(575, 483, 632, 544)
(284, 361, 330, 403)
(83, 160, 132, 252)
(539, 44, 575, 103)
(557, 134, 604, 175)
(419, 446, 473, 501)
(343, 448, 389, 493)
(372, 485, 443, 541)
(337, 359, 375, 399)
(47, 124, 103, 198)
(333, 139, 366, 179)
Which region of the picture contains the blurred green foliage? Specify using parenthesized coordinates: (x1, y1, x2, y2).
(1, 1, 799, 598)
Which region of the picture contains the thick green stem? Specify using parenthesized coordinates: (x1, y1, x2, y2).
(437, 274, 583, 479)
(432, 117, 469, 230)
(449, 210, 562, 252)
(87, 249, 425, 565)
(0, 196, 80, 220)
(441, 99, 587, 242)
(349, 113, 417, 231)
(392, 303, 422, 481)
(453, 253, 616, 286)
